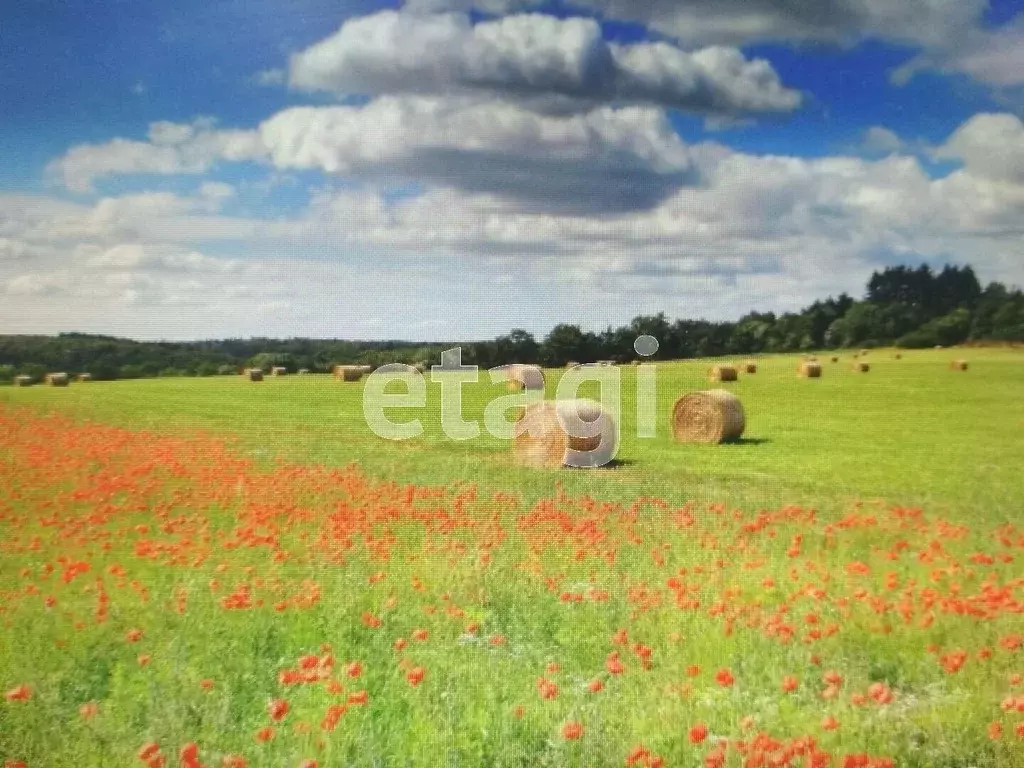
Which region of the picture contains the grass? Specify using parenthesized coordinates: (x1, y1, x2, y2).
(4, 347, 1022, 520)
(1, 347, 1022, 767)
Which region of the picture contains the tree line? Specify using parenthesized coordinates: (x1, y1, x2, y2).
(2, 263, 1022, 383)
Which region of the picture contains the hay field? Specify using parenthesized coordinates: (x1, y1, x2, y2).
(1, 347, 1022, 767)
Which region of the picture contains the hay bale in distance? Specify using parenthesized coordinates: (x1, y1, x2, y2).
(859, 349, 869, 356)
(512, 399, 617, 469)
(894, 353, 902, 360)
(334, 366, 363, 382)
(270, 366, 288, 376)
(743, 360, 757, 374)
(505, 364, 545, 392)
(852, 361, 870, 373)
(13, 375, 33, 387)
(708, 364, 738, 382)
(45, 372, 70, 387)
(76, 373, 92, 382)
(357, 365, 374, 374)
(247, 369, 264, 382)
(950, 360, 969, 371)
(297, 368, 310, 375)
(798, 361, 822, 378)
(831, 356, 840, 363)
(671, 389, 745, 444)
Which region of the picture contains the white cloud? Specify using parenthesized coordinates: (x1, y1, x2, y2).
(47, 119, 264, 193)
(403, 0, 985, 48)
(861, 126, 903, 154)
(289, 11, 800, 116)
(86, 243, 242, 273)
(254, 68, 286, 87)
(256, 98, 697, 212)
(892, 15, 1024, 88)
(934, 113, 1024, 183)
(51, 98, 699, 213)
(8, 112, 1024, 340)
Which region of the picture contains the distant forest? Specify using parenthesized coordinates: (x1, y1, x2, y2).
(2, 263, 1022, 382)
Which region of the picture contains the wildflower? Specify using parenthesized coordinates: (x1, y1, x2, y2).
(715, 668, 735, 687)
(267, 699, 289, 721)
(689, 723, 708, 744)
(562, 721, 584, 740)
(606, 652, 625, 675)
(406, 666, 425, 686)
(5, 685, 31, 702)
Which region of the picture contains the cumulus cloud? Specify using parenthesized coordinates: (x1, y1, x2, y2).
(85, 243, 242, 273)
(892, 16, 1024, 88)
(403, 0, 985, 48)
(47, 119, 263, 193)
(9, 111, 1024, 339)
(289, 11, 800, 116)
(934, 113, 1024, 183)
(257, 98, 697, 212)
(51, 98, 699, 213)
(860, 126, 903, 155)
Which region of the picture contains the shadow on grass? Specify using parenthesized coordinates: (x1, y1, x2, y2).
(726, 437, 770, 446)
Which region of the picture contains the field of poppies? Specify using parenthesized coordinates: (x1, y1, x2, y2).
(1, 350, 1023, 767)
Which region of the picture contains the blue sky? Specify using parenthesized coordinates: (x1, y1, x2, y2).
(1, 0, 1023, 340)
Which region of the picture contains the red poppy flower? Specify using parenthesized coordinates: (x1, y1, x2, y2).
(561, 721, 583, 740)
(267, 699, 289, 721)
(406, 666, 425, 686)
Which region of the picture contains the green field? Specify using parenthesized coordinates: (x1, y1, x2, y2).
(1, 347, 1022, 767)
(4, 347, 1022, 519)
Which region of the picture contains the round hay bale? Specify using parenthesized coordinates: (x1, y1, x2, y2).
(247, 369, 264, 382)
(505, 364, 545, 392)
(950, 359, 969, 371)
(357, 365, 374, 374)
(512, 399, 617, 469)
(708, 364, 738, 382)
(671, 389, 745, 444)
(45, 372, 69, 387)
(297, 368, 310, 375)
(271, 366, 288, 376)
(76, 372, 92, 382)
(852, 361, 870, 373)
(743, 360, 757, 374)
(798, 361, 822, 378)
(335, 366, 363, 382)
(13, 375, 33, 387)
(830, 356, 839, 363)
(894, 353, 902, 360)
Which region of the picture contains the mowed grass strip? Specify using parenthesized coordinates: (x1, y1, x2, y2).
(3, 348, 1022, 521)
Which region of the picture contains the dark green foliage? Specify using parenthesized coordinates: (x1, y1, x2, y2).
(0, 262, 1021, 382)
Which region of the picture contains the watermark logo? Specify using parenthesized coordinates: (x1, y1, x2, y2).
(362, 338, 662, 466)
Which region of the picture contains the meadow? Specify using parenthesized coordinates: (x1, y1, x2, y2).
(1, 348, 1022, 767)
